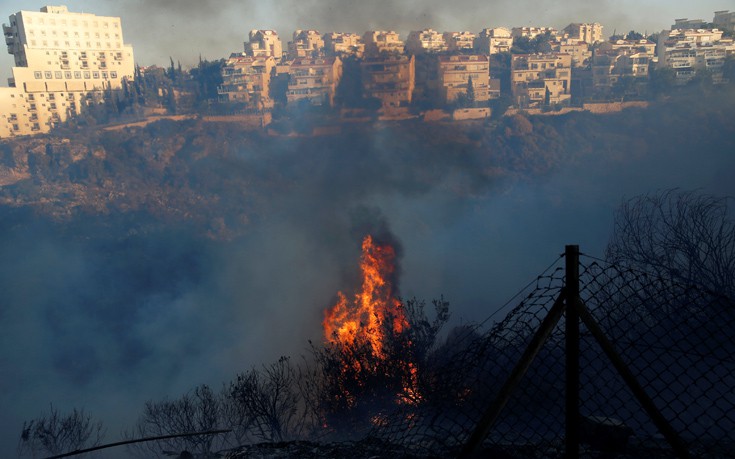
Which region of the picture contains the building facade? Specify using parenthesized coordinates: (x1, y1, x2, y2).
(405, 29, 448, 54)
(436, 54, 490, 105)
(323, 32, 364, 57)
(286, 56, 342, 107)
(443, 31, 476, 52)
(1, 5, 135, 137)
(362, 31, 404, 56)
(218, 54, 276, 109)
(476, 27, 514, 55)
(657, 28, 734, 84)
(361, 55, 415, 108)
(511, 53, 572, 107)
(244, 29, 283, 59)
(287, 30, 324, 59)
(563, 22, 604, 44)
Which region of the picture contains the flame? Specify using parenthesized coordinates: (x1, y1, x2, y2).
(323, 235, 408, 359)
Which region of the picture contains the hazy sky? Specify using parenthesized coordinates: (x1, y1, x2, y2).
(0, 0, 729, 82)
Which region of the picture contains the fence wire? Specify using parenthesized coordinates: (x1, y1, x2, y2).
(372, 254, 735, 458)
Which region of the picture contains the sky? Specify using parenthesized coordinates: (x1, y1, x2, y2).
(0, 0, 730, 82)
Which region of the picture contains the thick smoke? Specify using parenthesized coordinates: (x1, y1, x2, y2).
(1, 91, 734, 457)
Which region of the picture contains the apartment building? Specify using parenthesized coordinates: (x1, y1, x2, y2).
(286, 56, 342, 107)
(592, 38, 656, 89)
(713, 10, 735, 32)
(672, 18, 706, 30)
(323, 32, 364, 58)
(361, 55, 415, 108)
(511, 26, 561, 41)
(288, 30, 324, 59)
(475, 28, 513, 55)
(362, 31, 404, 56)
(551, 39, 592, 67)
(218, 54, 275, 109)
(443, 31, 476, 52)
(436, 54, 490, 105)
(405, 29, 448, 54)
(563, 22, 604, 44)
(657, 28, 734, 83)
(511, 53, 572, 106)
(1, 5, 135, 137)
(244, 29, 283, 59)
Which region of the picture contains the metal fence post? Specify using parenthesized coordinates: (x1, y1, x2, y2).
(565, 245, 580, 459)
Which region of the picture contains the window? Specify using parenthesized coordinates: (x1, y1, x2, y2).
(55, 71, 62, 79)
(110, 71, 117, 79)
(34, 71, 43, 79)
(93, 71, 100, 79)
(102, 72, 108, 79)
(84, 71, 90, 79)
(65, 71, 72, 79)
(74, 71, 81, 79)
(45, 71, 53, 79)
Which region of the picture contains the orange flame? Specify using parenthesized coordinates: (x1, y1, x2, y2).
(323, 235, 408, 359)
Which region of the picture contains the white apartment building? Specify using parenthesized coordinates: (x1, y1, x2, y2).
(443, 31, 476, 52)
(475, 27, 514, 54)
(1, 5, 135, 137)
(405, 29, 448, 54)
(244, 29, 283, 59)
(657, 28, 734, 84)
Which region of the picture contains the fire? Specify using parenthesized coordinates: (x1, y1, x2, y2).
(323, 235, 408, 359)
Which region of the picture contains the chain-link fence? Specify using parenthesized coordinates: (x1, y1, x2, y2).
(373, 247, 735, 458)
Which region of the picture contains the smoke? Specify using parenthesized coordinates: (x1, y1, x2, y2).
(1, 89, 735, 456)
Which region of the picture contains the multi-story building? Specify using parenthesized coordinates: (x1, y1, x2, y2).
(361, 55, 415, 108)
(511, 53, 572, 106)
(672, 18, 706, 30)
(1, 5, 135, 137)
(218, 54, 276, 109)
(244, 29, 283, 59)
(323, 32, 364, 57)
(657, 28, 734, 84)
(563, 23, 604, 44)
(713, 10, 735, 32)
(436, 54, 490, 105)
(592, 38, 656, 89)
(475, 27, 513, 54)
(286, 56, 342, 107)
(551, 39, 592, 67)
(362, 30, 404, 56)
(287, 30, 324, 59)
(405, 29, 447, 54)
(443, 31, 476, 52)
(511, 26, 561, 41)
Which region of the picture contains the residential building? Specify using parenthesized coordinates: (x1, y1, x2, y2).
(563, 23, 604, 44)
(362, 30, 404, 56)
(244, 29, 283, 59)
(475, 27, 513, 54)
(672, 18, 706, 30)
(713, 10, 735, 32)
(551, 39, 592, 67)
(436, 54, 490, 104)
(511, 53, 572, 106)
(323, 32, 364, 57)
(443, 31, 476, 52)
(657, 28, 734, 84)
(218, 54, 276, 109)
(361, 55, 415, 108)
(1, 5, 135, 137)
(288, 30, 324, 59)
(512, 26, 561, 41)
(405, 29, 447, 54)
(592, 38, 656, 89)
(286, 56, 342, 107)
